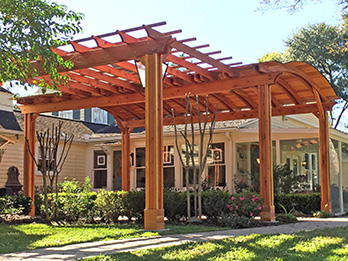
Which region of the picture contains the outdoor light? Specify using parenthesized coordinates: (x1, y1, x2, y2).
(135, 60, 168, 88)
(301, 161, 307, 166)
(256, 158, 260, 164)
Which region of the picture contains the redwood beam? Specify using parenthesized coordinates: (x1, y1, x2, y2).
(144, 53, 164, 230)
(121, 128, 131, 191)
(319, 112, 331, 212)
(23, 113, 37, 217)
(258, 84, 275, 222)
(19, 73, 280, 114)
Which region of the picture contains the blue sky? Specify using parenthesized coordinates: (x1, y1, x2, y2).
(57, 0, 342, 64)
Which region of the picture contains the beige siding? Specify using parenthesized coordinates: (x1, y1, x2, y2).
(0, 93, 14, 112)
(0, 135, 88, 188)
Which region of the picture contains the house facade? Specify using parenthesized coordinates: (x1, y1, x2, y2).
(1, 87, 347, 214)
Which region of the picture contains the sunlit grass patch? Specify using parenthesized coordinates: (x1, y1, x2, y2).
(292, 236, 343, 253)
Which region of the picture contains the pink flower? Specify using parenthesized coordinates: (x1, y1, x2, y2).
(243, 210, 246, 214)
(239, 197, 245, 201)
(227, 204, 230, 208)
(245, 178, 248, 181)
(241, 179, 243, 181)
(208, 175, 212, 179)
(251, 198, 255, 202)
(250, 212, 253, 216)
(231, 196, 235, 200)
(235, 205, 239, 210)
(255, 197, 260, 200)
(252, 195, 255, 198)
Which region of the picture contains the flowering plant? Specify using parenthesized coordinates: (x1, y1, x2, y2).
(226, 193, 263, 218)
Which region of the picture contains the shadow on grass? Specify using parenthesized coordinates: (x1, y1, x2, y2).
(98, 227, 348, 261)
(0, 224, 45, 254)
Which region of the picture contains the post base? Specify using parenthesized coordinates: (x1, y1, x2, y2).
(144, 209, 164, 230)
(261, 205, 275, 222)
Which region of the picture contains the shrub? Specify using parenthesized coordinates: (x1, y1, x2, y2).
(275, 193, 320, 215)
(313, 210, 331, 218)
(163, 189, 186, 221)
(201, 190, 231, 220)
(122, 190, 145, 221)
(276, 214, 298, 223)
(273, 164, 300, 194)
(218, 214, 258, 228)
(0, 195, 31, 215)
(95, 190, 126, 223)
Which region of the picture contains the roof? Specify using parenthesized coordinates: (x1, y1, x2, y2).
(0, 87, 11, 94)
(0, 110, 22, 131)
(14, 22, 337, 130)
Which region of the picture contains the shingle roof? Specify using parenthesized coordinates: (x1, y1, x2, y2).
(0, 110, 22, 131)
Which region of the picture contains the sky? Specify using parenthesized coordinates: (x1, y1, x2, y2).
(55, 0, 343, 64)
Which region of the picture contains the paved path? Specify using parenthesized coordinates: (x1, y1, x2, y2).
(1, 217, 348, 261)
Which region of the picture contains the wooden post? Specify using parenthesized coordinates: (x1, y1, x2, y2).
(121, 128, 131, 191)
(258, 84, 275, 222)
(144, 53, 165, 230)
(319, 112, 331, 212)
(23, 113, 37, 217)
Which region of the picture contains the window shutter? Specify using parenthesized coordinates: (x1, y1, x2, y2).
(84, 108, 91, 122)
(107, 113, 114, 125)
(52, 112, 58, 116)
(73, 110, 80, 120)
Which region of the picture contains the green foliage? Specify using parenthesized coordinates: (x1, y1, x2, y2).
(0, 0, 83, 90)
(218, 214, 257, 228)
(95, 190, 126, 223)
(313, 210, 332, 218)
(234, 177, 250, 193)
(58, 178, 83, 194)
(273, 164, 300, 194)
(122, 190, 145, 221)
(276, 213, 298, 223)
(163, 189, 186, 221)
(0, 194, 32, 215)
(201, 190, 231, 220)
(274, 193, 321, 214)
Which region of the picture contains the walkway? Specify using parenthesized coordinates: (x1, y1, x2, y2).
(1, 217, 348, 261)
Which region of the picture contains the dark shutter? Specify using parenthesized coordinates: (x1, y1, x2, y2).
(73, 110, 80, 120)
(84, 108, 91, 122)
(52, 112, 58, 116)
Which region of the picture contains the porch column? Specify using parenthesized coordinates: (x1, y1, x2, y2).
(258, 84, 275, 221)
(121, 128, 131, 191)
(23, 113, 37, 217)
(144, 53, 164, 230)
(319, 112, 331, 212)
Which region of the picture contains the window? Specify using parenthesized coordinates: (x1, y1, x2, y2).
(92, 108, 107, 124)
(93, 150, 107, 188)
(135, 146, 175, 188)
(58, 110, 73, 119)
(207, 143, 226, 187)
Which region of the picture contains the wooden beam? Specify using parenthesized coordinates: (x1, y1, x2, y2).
(258, 84, 275, 222)
(319, 113, 331, 213)
(144, 53, 165, 230)
(30, 37, 174, 75)
(212, 93, 237, 112)
(121, 128, 131, 191)
(277, 78, 303, 105)
(23, 113, 37, 217)
(124, 101, 336, 128)
(19, 73, 280, 114)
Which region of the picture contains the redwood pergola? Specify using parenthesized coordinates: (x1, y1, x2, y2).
(17, 22, 337, 229)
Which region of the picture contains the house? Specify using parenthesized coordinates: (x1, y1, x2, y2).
(1, 87, 347, 214)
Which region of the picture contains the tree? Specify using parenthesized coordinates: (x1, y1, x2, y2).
(0, 0, 84, 92)
(258, 0, 348, 15)
(172, 94, 218, 220)
(259, 23, 348, 130)
(25, 122, 74, 220)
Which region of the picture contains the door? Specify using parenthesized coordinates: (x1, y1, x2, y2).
(113, 151, 122, 191)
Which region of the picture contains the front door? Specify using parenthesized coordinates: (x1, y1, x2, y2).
(113, 151, 122, 191)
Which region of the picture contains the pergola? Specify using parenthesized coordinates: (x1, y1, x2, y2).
(16, 22, 337, 229)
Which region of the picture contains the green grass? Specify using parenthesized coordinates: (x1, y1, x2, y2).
(84, 227, 348, 261)
(0, 223, 227, 254)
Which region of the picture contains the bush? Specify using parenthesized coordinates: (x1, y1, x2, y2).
(95, 190, 126, 223)
(202, 190, 231, 220)
(313, 210, 331, 218)
(122, 190, 145, 221)
(276, 214, 298, 223)
(163, 189, 186, 221)
(218, 214, 258, 228)
(273, 164, 300, 194)
(275, 193, 320, 215)
(0, 194, 32, 215)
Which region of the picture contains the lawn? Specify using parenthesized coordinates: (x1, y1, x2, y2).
(84, 227, 348, 261)
(0, 223, 227, 254)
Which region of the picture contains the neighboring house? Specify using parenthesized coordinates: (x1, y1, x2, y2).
(0, 87, 347, 214)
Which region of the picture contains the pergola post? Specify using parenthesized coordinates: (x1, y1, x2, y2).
(319, 112, 331, 212)
(23, 113, 37, 217)
(258, 84, 275, 222)
(144, 53, 165, 230)
(121, 128, 131, 191)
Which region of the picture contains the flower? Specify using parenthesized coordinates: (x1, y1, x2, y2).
(258, 206, 262, 210)
(235, 205, 239, 210)
(255, 197, 260, 200)
(227, 204, 230, 208)
(250, 212, 253, 216)
(208, 175, 212, 179)
(240, 179, 244, 182)
(251, 198, 255, 202)
(231, 196, 235, 200)
(239, 197, 245, 201)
